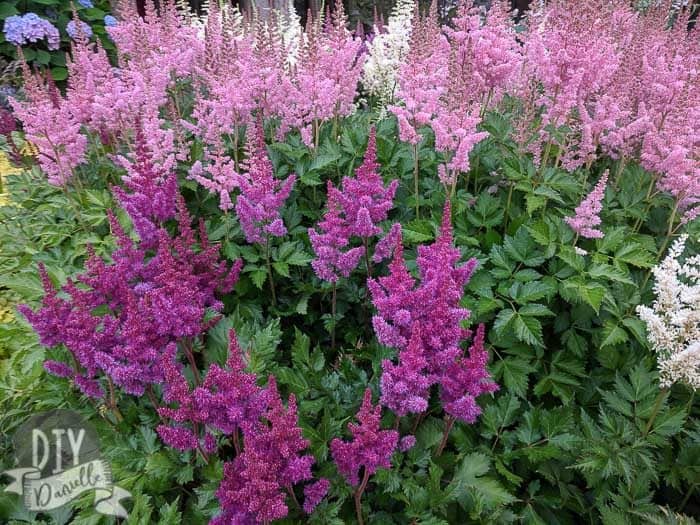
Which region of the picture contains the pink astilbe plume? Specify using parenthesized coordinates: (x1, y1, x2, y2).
(390, 1, 449, 146)
(517, 1, 625, 170)
(213, 377, 320, 524)
(439, 324, 499, 423)
(330, 388, 399, 486)
(112, 124, 179, 248)
(20, 195, 242, 398)
(309, 128, 398, 281)
(335, 128, 399, 239)
(10, 63, 87, 186)
(565, 170, 608, 239)
(282, 0, 364, 147)
(156, 330, 269, 451)
(235, 124, 297, 244)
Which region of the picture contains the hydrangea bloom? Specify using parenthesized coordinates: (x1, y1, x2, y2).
(66, 20, 93, 40)
(78, 0, 94, 7)
(104, 15, 118, 27)
(565, 170, 608, 239)
(331, 388, 399, 486)
(637, 235, 700, 389)
(3, 13, 60, 50)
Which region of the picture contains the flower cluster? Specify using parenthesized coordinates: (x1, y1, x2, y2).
(234, 124, 297, 244)
(309, 128, 398, 282)
(10, 63, 87, 186)
(565, 170, 609, 240)
(331, 388, 399, 486)
(637, 235, 700, 390)
(66, 20, 93, 41)
(20, 195, 242, 398)
(362, 0, 415, 111)
(370, 201, 497, 422)
(214, 377, 327, 524)
(156, 330, 269, 451)
(3, 13, 60, 50)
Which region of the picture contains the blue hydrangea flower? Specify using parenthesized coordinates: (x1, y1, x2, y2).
(78, 0, 94, 7)
(66, 20, 93, 41)
(103, 15, 118, 27)
(3, 13, 60, 50)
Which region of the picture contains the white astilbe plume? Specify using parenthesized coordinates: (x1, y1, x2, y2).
(362, 0, 415, 112)
(637, 235, 700, 390)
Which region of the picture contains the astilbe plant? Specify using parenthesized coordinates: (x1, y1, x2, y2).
(637, 235, 700, 390)
(10, 62, 87, 186)
(371, 201, 496, 445)
(234, 123, 296, 245)
(331, 388, 399, 525)
(309, 127, 399, 283)
(111, 124, 179, 249)
(20, 194, 242, 400)
(156, 329, 269, 457)
(361, 0, 415, 111)
(565, 170, 609, 241)
(213, 377, 326, 524)
(281, 0, 364, 148)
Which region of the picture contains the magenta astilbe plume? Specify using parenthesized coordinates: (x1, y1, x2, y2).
(371, 201, 493, 421)
(213, 377, 317, 524)
(439, 324, 499, 423)
(112, 124, 178, 248)
(303, 478, 330, 514)
(380, 323, 431, 416)
(370, 201, 477, 367)
(309, 128, 398, 281)
(330, 388, 399, 486)
(157, 330, 268, 451)
(368, 228, 418, 349)
(235, 124, 297, 244)
(565, 170, 608, 239)
(309, 180, 366, 283)
(10, 64, 87, 186)
(335, 128, 399, 239)
(21, 195, 242, 398)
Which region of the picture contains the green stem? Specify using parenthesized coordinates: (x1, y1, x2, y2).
(643, 388, 668, 436)
(413, 142, 420, 219)
(265, 235, 277, 306)
(503, 182, 514, 232)
(331, 282, 337, 351)
(642, 199, 679, 290)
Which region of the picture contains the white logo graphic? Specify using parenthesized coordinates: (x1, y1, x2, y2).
(1, 410, 131, 517)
